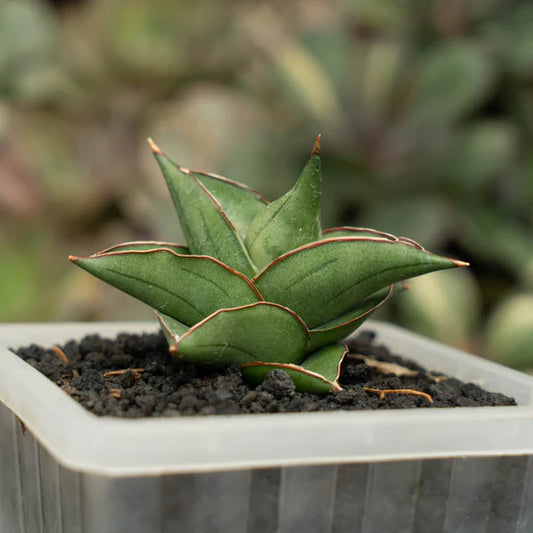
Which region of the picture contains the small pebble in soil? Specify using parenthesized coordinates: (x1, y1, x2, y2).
(13, 330, 517, 418)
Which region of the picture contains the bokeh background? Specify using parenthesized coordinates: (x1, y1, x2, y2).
(1, 0, 533, 370)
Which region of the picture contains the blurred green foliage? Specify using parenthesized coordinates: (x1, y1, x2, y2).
(1, 0, 532, 369)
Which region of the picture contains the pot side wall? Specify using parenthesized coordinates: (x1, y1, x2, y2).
(2, 403, 533, 533)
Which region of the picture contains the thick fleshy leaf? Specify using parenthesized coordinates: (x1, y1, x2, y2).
(242, 343, 347, 394)
(191, 170, 268, 238)
(308, 286, 392, 351)
(69, 249, 261, 326)
(170, 302, 310, 367)
(95, 241, 189, 255)
(149, 139, 256, 277)
(254, 237, 468, 328)
(156, 312, 189, 346)
(245, 135, 322, 269)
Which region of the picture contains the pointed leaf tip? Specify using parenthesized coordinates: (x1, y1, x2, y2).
(147, 137, 163, 155)
(156, 311, 188, 348)
(245, 136, 322, 269)
(311, 134, 321, 156)
(451, 259, 470, 267)
(68, 255, 77, 262)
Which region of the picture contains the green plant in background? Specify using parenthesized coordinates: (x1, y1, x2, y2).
(70, 136, 467, 392)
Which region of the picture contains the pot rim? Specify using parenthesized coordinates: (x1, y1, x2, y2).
(2, 320, 533, 476)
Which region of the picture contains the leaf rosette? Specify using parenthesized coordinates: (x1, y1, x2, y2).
(70, 135, 468, 393)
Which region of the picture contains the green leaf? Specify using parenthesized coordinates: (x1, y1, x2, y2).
(301, 343, 347, 383)
(397, 269, 481, 348)
(69, 249, 261, 326)
(156, 311, 190, 346)
(242, 343, 347, 394)
(245, 135, 322, 269)
(191, 170, 268, 238)
(409, 42, 492, 127)
(171, 302, 310, 367)
(486, 294, 533, 369)
(308, 286, 392, 351)
(95, 241, 189, 255)
(254, 237, 468, 328)
(149, 139, 256, 277)
(359, 196, 450, 248)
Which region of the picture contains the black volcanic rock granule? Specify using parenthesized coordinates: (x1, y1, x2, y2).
(13, 329, 516, 417)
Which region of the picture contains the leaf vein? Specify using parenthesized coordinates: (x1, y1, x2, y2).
(323, 263, 422, 306)
(104, 268, 205, 315)
(284, 258, 338, 290)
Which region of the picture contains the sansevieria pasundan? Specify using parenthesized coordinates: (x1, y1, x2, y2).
(70, 136, 468, 393)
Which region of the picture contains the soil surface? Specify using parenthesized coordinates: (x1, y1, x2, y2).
(14, 330, 516, 417)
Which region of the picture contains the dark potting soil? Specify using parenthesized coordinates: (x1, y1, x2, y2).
(14, 329, 516, 417)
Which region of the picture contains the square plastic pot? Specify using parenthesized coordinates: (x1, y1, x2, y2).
(1, 320, 533, 533)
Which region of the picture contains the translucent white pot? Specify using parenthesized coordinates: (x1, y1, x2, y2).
(1, 321, 532, 532)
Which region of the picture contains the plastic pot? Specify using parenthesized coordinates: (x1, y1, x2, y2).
(1, 320, 533, 533)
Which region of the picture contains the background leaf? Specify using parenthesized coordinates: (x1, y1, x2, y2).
(397, 270, 481, 350)
(486, 294, 533, 369)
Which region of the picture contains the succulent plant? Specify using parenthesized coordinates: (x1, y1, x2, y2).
(69, 136, 468, 393)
